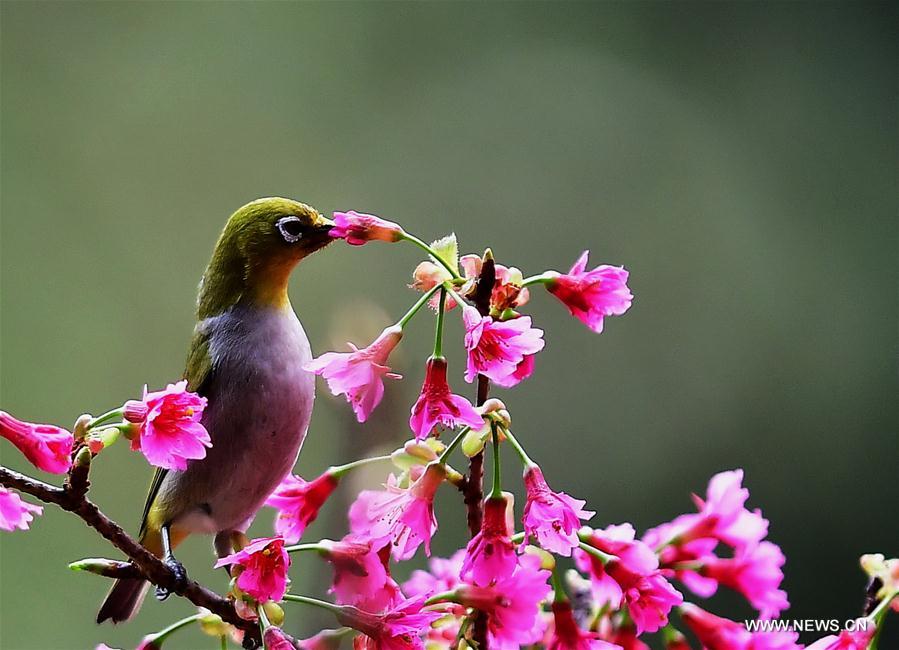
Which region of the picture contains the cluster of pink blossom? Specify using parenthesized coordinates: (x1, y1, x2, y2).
(1, 210, 896, 650)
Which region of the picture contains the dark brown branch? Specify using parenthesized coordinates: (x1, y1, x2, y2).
(467, 250, 496, 649)
(0, 462, 261, 646)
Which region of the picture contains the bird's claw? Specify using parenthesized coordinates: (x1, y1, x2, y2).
(155, 555, 187, 601)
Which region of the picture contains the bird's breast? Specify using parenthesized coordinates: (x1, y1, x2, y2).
(168, 304, 316, 533)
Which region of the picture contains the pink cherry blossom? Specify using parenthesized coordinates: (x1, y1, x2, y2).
(124, 381, 211, 471)
(409, 357, 482, 440)
(608, 565, 682, 635)
(322, 536, 401, 612)
(461, 306, 544, 387)
(522, 465, 594, 556)
(643, 469, 769, 552)
(0, 410, 73, 474)
(546, 600, 620, 650)
(349, 464, 446, 561)
(545, 251, 632, 333)
(262, 627, 302, 650)
(403, 549, 467, 598)
(265, 471, 340, 543)
(336, 596, 442, 650)
(702, 540, 789, 619)
(805, 624, 876, 650)
(461, 495, 519, 586)
(575, 525, 681, 634)
(0, 487, 42, 531)
(330, 211, 405, 246)
(457, 554, 552, 649)
(214, 536, 290, 603)
(680, 603, 801, 650)
(305, 325, 403, 422)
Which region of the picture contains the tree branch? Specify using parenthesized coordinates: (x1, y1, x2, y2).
(467, 250, 496, 649)
(0, 460, 261, 648)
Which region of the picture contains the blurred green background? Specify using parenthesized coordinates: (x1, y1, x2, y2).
(1, 2, 896, 649)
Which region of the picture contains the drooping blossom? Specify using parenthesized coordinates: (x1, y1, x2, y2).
(0, 487, 43, 531)
(265, 471, 340, 543)
(124, 381, 211, 471)
(457, 553, 552, 649)
(409, 357, 483, 440)
(305, 325, 402, 422)
(349, 463, 446, 561)
(462, 306, 544, 387)
(330, 211, 405, 246)
(679, 603, 801, 650)
(321, 536, 402, 612)
(545, 599, 620, 650)
(575, 524, 681, 634)
(262, 626, 301, 650)
(0, 411, 74, 474)
(545, 251, 632, 333)
(643, 469, 769, 553)
(461, 494, 519, 586)
(135, 636, 162, 650)
(805, 624, 876, 650)
(214, 536, 290, 603)
(522, 465, 594, 556)
(403, 549, 467, 598)
(336, 596, 442, 650)
(702, 540, 789, 619)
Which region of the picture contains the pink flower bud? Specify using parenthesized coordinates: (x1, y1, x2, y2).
(329, 211, 405, 245)
(0, 411, 73, 474)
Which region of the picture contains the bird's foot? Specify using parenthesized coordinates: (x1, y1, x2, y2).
(155, 554, 187, 601)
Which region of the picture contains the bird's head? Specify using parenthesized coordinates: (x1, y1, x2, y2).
(197, 197, 335, 317)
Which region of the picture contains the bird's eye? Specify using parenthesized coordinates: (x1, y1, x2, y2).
(277, 216, 304, 243)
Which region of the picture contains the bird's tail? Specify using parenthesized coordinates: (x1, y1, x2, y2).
(96, 526, 168, 624)
(96, 576, 149, 624)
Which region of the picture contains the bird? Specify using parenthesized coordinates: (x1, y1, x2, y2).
(97, 197, 334, 624)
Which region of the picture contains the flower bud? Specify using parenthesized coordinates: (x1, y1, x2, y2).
(523, 544, 555, 571)
(262, 601, 285, 627)
(122, 400, 149, 423)
(461, 420, 492, 457)
(197, 610, 230, 638)
(73, 414, 92, 440)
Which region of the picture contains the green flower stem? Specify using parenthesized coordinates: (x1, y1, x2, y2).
(511, 532, 526, 544)
(150, 612, 204, 645)
(330, 454, 394, 478)
(521, 272, 556, 288)
(438, 426, 472, 464)
(283, 593, 344, 616)
(441, 282, 470, 310)
(501, 428, 536, 468)
(257, 602, 271, 632)
(220, 634, 227, 650)
(398, 284, 442, 329)
(433, 288, 447, 357)
(424, 590, 460, 606)
(87, 408, 124, 430)
(577, 540, 615, 564)
(551, 567, 568, 603)
(490, 425, 503, 499)
(283, 542, 326, 554)
(868, 590, 898, 623)
(400, 233, 462, 280)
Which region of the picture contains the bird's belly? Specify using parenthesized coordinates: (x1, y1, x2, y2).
(162, 307, 315, 534)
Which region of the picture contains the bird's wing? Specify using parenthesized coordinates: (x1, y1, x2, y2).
(138, 327, 215, 538)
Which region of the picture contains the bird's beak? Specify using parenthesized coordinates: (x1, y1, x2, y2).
(312, 215, 335, 234)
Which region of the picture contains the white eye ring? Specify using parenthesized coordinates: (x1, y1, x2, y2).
(277, 216, 304, 243)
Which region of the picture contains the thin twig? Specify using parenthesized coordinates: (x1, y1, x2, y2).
(0, 463, 261, 646)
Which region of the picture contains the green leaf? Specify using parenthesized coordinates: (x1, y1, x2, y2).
(429, 233, 459, 274)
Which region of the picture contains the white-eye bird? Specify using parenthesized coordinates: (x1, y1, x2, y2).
(97, 198, 334, 623)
